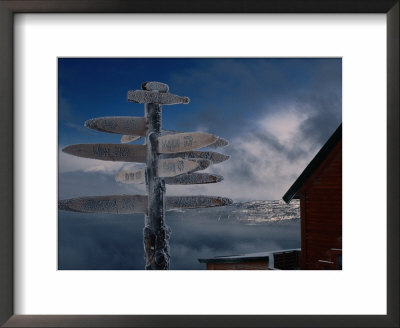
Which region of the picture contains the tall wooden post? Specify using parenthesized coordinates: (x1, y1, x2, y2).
(59, 81, 232, 270)
(143, 102, 170, 270)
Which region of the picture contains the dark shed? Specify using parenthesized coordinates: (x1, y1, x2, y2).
(283, 124, 342, 270)
(198, 249, 301, 270)
(199, 253, 270, 270)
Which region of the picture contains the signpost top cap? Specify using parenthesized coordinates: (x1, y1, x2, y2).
(142, 81, 169, 93)
(127, 90, 189, 105)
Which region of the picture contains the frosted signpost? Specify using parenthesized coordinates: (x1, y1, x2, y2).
(59, 82, 232, 270)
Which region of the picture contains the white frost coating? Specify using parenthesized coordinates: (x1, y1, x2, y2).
(167, 195, 233, 209)
(127, 90, 189, 105)
(58, 195, 148, 214)
(157, 132, 217, 154)
(141, 81, 169, 93)
(116, 167, 146, 184)
(160, 130, 228, 148)
(62, 143, 147, 163)
(189, 159, 210, 172)
(164, 173, 224, 185)
(160, 150, 230, 164)
(121, 135, 142, 143)
(85, 116, 147, 135)
(208, 137, 229, 148)
(157, 158, 200, 177)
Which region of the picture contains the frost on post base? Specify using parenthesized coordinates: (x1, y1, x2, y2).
(143, 225, 171, 270)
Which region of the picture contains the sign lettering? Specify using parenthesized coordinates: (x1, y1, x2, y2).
(116, 168, 146, 184)
(116, 158, 202, 183)
(161, 130, 228, 148)
(158, 132, 217, 154)
(158, 158, 199, 177)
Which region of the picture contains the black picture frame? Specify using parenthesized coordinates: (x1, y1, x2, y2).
(0, 1, 398, 327)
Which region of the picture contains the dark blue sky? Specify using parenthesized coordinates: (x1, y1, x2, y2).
(58, 58, 341, 269)
(59, 58, 341, 143)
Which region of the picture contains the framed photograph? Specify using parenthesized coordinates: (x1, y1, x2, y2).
(0, 1, 398, 327)
(56, 57, 341, 272)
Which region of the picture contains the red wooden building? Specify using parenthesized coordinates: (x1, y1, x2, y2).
(198, 124, 342, 270)
(283, 124, 342, 270)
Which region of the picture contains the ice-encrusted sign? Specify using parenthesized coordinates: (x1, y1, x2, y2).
(85, 117, 147, 136)
(157, 132, 217, 154)
(59, 195, 232, 213)
(115, 158, 207, 184)
(63, 143, 147, 163)
(59, 81, 232, 270)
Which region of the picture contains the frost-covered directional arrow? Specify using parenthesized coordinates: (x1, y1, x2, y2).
(160, 150, 230, 164)
(160, 130, 229, 148)
(164, 173, 224, 185)
(157, 132, 217, 153)
(62, 144, 147, 163)
(58, 195, 148, 214)
(85, 116, 147, 136)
